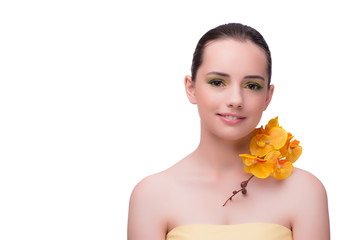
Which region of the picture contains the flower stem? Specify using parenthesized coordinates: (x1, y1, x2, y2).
(222, 175, 254, 207)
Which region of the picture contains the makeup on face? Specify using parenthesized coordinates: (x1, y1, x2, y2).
(205, 72, 265, 91)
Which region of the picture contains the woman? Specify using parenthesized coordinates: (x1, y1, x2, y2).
(128, 23, 330, 240)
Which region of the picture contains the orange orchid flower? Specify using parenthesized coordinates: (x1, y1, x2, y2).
(239, 117, 302, 180)
(224, 117, 302, 206)
(241, 154, 274, 179)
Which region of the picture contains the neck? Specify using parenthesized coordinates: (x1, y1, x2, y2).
(192, 125, 252, 174)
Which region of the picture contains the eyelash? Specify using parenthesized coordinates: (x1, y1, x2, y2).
(207, 78, 264, 91)
(244, 82, 264, 91)
(208, 79, 227, 87)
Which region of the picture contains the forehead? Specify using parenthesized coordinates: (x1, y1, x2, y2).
(200, 39, 268, 78)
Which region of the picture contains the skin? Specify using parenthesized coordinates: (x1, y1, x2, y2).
(128, 39, 330, 240)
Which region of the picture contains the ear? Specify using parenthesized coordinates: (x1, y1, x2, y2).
(184, 75, 197, 104)
(263, 84, 274, 111)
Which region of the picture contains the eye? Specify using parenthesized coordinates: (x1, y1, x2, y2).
(208, 79, 227, 87)
(244, 82, 263, 91)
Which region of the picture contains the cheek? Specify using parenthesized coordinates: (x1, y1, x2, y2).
(246, 93, 269, 113)
(195, 88, 218, 109)
(195, 88, 223, 124)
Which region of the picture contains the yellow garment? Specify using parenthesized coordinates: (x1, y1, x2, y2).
(166, 223, 292, 240)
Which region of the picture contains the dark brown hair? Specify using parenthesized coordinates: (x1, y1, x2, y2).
(191, 23, 272, 86)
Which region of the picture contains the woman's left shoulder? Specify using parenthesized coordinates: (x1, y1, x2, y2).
(283, 167, 328, 210)
(288, 167, 327, 194)
(283, 169, 330, 238)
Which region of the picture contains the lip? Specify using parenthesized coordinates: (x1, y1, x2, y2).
(217, 113, 245, 124)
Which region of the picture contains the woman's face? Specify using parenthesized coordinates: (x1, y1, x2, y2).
(185, 38, 274, 141)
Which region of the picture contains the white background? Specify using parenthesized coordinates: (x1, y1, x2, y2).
(1, 0, 359, 239)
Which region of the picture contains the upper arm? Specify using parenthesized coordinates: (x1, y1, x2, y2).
(127, 176, 168, 240)
(291, 170, 330, 240)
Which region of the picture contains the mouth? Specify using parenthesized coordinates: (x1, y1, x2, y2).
(217, 113, 245, 121)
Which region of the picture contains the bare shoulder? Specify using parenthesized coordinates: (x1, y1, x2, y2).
(284, 167, 328, 213)
(129, 169, 175, 218)
(128, 167, 179, 240)
(130, 162, 182, 203)
(285, 168, 330, 239)
(129, 173, 166, 214)
(289, 167, 327, 190)
(286, 167, 328, 199)
(131, 171, 170, 199)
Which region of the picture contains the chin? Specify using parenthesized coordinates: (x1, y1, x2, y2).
(227, 133, 252, 142)
(201, 118, 259, 142)
(213, 128, 253, 142)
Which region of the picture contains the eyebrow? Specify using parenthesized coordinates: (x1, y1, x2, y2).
(206, 71, 230, 77)
(206, 71, 265, 81)
(244, 75, 265, 81)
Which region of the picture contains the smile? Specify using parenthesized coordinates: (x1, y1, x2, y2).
(221, 115, 241, 120)
(217, 113, 245, 124)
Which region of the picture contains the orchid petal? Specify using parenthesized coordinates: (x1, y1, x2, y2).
(269, 127, 287, 149)
(273, 161, 294, 179)
(265, 116, 279, 132)
(286, 145, 303, 163)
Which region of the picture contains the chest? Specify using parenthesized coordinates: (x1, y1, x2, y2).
(166, 177, 293, 230)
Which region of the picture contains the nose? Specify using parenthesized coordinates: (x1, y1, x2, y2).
(226, 86, 243, 109)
